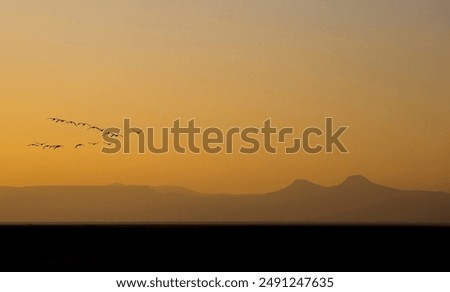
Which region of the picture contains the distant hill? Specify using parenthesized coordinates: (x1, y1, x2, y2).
(1, 176, 449, 224)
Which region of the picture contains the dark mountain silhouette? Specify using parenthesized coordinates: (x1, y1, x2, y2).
(274, 179, 326, 195)
(148, 185, 202, 196)
(0, 176, 449, 224)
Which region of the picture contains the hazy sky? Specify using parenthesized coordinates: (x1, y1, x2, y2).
(0, 0, 449, 193)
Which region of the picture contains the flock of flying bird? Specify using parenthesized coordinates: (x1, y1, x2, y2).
(27, 118, 122, 150)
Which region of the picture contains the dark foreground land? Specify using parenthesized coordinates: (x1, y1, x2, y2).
(0, 225, 449, 271)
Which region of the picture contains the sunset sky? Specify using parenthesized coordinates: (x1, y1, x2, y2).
(0, 0, 449, 193)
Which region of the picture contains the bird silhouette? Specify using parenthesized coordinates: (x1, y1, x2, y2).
(103, 131, 123, 138)
(88, 126, 104, 132)
(39, 117, 117, 151)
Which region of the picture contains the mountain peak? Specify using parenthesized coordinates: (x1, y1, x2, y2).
(276, 179, 325, 195)
(292, 178, 314, 184)
(338, 175, 386, 190)
(343, 175, 372, 184)
(290, 179, 322, 188)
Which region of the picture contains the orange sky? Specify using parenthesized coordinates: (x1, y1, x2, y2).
(0, 0, 449, 193)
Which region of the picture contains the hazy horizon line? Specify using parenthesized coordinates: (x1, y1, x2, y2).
(1, 175, 449, 195)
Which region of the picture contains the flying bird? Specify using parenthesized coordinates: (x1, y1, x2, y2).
(103, 131, 123, 138)
(66, 121, 78, 126)
(43, 145, 52, 150)
(75, 144, 85, 149)
(88, 126, 104, 132)
(77, 122, 91, 127)
(88, 142, 100, 146)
